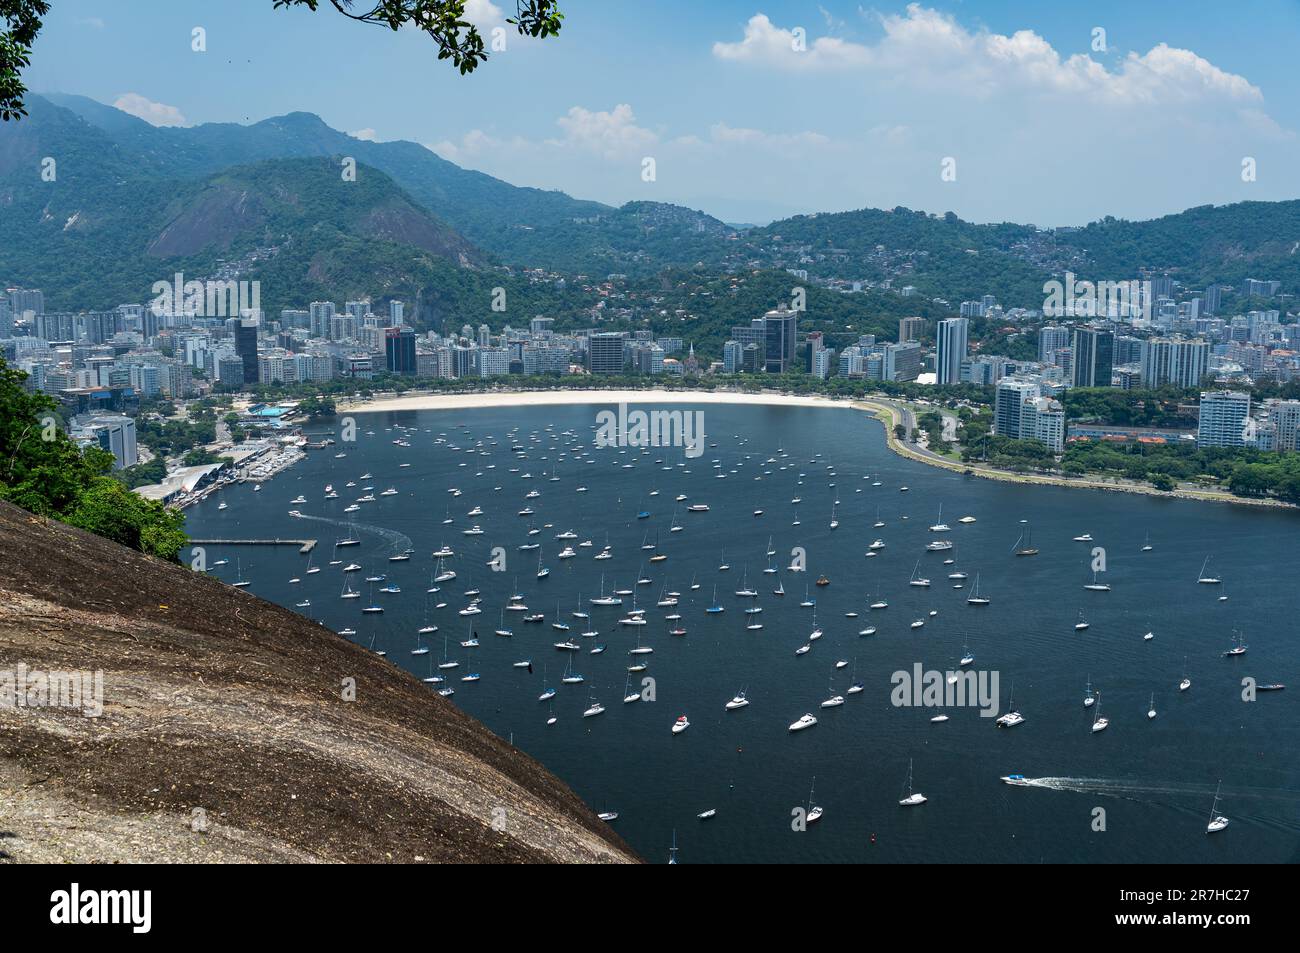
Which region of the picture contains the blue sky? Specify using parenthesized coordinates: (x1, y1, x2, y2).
(26, 0, 1300, 225)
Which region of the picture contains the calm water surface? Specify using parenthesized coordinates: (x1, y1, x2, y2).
(185, 403, 1300, 864)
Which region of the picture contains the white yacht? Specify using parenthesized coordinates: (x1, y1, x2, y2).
(788, 713, 818, 732)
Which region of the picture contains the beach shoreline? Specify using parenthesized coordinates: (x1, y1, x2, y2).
(340, 389, 857, 414)
(335, 387, 1292, 512)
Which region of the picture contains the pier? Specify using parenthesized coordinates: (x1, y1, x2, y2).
(190, 538, 318, 554)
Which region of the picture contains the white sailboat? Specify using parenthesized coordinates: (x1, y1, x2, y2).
(909, 560, 931, 587)
(804, 777, 824, 823)
(1090, 691, 1109, 732)
(1083, 569, 1111, 592)
(898, 758, 927, 806)
(996, 682, 1025, 727)
(1206, 780, 1230, 833)
(1196, 555, 1221, 584)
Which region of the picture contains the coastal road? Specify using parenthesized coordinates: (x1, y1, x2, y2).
(852, 397, 1286, 510)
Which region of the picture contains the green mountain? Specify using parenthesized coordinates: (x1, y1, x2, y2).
(41, 93, 613, 248)
(34, 95, 733, 276)
(1055, 204, 1300, 295)
(8, 94, 1300, 325)
(0, 97, 488, 308)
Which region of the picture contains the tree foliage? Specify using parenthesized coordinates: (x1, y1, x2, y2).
(1, 1, 562, 121)
(0, 0, 48, 119)
(0, 358, 187, 559)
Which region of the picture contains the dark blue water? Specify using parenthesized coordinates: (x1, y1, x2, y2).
(185, 402, 1300, 864)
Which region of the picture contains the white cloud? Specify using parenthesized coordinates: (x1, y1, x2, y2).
(113, 93, 186, 127)
(712, 14, 870, 70)
(350, 128, 378, 141)
(714, 5, 1263, 110)
(463, 0, 505, 32)
(549, 104, 659, 159)
(709, 123, 831, 150)
(75, 16, 106, 30)
(428, 107, 828, 168)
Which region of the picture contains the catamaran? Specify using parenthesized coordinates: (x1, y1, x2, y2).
(996, 682, 1025, 727)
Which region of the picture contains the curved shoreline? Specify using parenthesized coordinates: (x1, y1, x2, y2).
(340, 388, 858, 414)
(338, 387, 1292, 512)
(853, 398, 1296, 512)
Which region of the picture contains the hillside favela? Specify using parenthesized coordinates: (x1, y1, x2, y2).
(0, 0, 1295, 920)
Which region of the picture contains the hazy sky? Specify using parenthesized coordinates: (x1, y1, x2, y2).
(26, 0, 1300, 225)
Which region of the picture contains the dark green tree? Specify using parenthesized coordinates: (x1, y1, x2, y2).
(0, 358, 188, 559)
(1, 0, 563, 120)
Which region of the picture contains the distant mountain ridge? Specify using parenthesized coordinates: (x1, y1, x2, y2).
(5, 94, 1300, 316)
(0, 97, 489, 307)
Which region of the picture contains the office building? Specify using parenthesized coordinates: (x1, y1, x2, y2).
(935, 318, 968, 385)
(898, 317, 926, 343)
(1197, 391, 1252, 448)
(587, 332, 627, 375)
(385, 326, 417, 375)
(1070, 326, 1113, 388)
(1141, 337, 1209, 389)
(235, 316, 260, 386)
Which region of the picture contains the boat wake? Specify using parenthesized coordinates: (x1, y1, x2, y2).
(1012, 777, 1300, 831)
(290, 512, 414, 555)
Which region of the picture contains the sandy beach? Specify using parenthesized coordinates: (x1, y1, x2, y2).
(335, 387, 1291, 511)
(342, 389, 859, 414)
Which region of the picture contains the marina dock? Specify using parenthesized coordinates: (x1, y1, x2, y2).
(190, 538, 318, 554)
